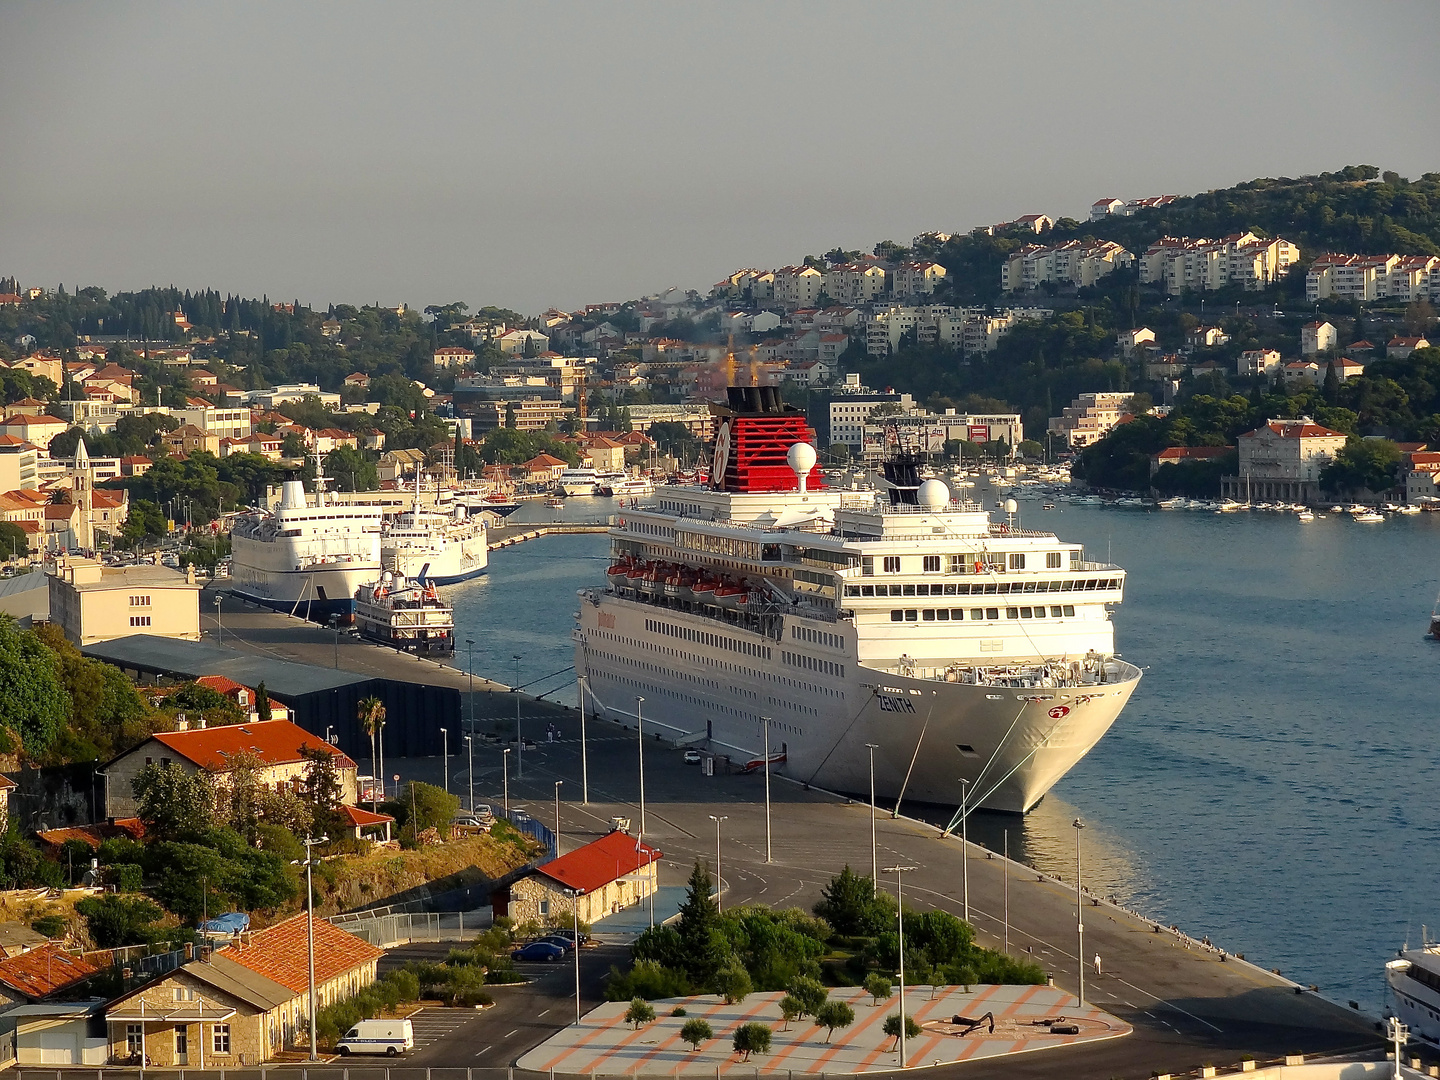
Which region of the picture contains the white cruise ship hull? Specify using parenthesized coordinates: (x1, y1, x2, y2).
(575, 590, 1139, 813)
(231, 534, 380, 623)
(382, 535, 489, 585)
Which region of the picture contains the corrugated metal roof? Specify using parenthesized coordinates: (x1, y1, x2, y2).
(80, 634, 374, 697)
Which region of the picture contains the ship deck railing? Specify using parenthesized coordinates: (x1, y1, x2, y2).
(875, 657, 1139, 688)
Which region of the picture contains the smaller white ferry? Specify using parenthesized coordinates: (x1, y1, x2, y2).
(354, 571, 455, 655)
(381, 475, 488, 584)
(557, 469, 603, 496)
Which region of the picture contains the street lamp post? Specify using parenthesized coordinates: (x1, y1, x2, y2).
(959, 778, 970, 924)
(1074, 818, 1086, 1006)
(761, 716, 773, 863)
(709, 814, 727, 912)
(577, 674, 590, 804)
(635, 696, 647, 838)
(214, 594, 222, 646)
(440, 727, 449, 795)
(884, 864, 918, 1068)
(463, 734, 475, 813)
(300, 834, 328, 1061)
(502, 747, 511, 815)
(465, 638, 475, 732)
(865, 743, 879, 895)
(377, 720, 386, 802)
(554, 780, 563, 852)
(567, 887, 582, 1024)
(513, 654, 523, 777)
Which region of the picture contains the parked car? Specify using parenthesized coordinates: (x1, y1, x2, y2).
(511, 940, 565, 962)
(683, 749, 702, 765)
(549, 927, 590, 946)
(538, 934, 575, 952)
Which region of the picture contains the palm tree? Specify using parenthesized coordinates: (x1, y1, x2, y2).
(357, 696, 386, 810)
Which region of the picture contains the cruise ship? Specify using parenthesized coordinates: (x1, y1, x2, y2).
(381, 477, 488, 584)
(573, 387, 1141, 813)
(1387, 941, 1440, 1045)
(230, 462, 382, 623)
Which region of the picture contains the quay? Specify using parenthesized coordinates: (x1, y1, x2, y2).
(488, 520, 610, 550)
(194, 591, 1381, 1079)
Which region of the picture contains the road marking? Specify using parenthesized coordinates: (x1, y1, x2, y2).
(477, 1046, 493, 1057)
(538, 1009, 549, 1017)
(504, 1028, 519, 1038)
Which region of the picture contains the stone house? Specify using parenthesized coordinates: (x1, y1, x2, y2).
(101, 719, 357, 820)
(504, 829, 661, 927)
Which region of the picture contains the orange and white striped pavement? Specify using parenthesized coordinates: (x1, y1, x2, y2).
(516, 985, 1131, 1075)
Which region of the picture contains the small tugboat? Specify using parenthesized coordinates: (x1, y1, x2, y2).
(354, 571, 455, 655)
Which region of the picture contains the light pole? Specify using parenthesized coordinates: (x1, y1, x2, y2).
(554, 780, 563, 852)
(465, 638, 475, 732)
(635, 696, 647, 838)
(440, 727, 449, 796)
(299, 834, 328, 1061)
(1074, 817, 1086, 1006)
(865, 743, 879, 896)
(325, 726, 336, 746)
(502, 748, 511, 815)
(463, 734, 475, 813)
(709, 814, 727, 912)
(214, 594, 222, 646)
(959, 777, 970, 924)
(377, 720, 386, 802)
(761, 716, 773, 863)
(884, 864, 918, 1068)
(577, 673, 590, 804)
(513, 654, 523, 777)
(567, 887, 582, 1024)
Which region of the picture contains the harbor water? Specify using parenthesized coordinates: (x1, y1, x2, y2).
(446, 494, 1440, 1013)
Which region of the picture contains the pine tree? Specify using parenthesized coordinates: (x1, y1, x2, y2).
(1324, 361, 1340, 405)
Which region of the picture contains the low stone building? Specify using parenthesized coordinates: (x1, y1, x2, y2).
(105, 914, 381, 1065)
(505, 829, 661, 926)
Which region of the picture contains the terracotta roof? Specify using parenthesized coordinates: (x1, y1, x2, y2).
(1247, 421, 1348, 440)
(0, 944, 109, 999)
(1153, 446, 1233, 461)
(535, 829, 661, 895)
(36, 818, 145, 851)
(338, 804, 394, 828)
(144, 719, 354, 772)
(219, 913, 381, 995)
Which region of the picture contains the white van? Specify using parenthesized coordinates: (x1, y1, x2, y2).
(337, 1018, 414, 1056)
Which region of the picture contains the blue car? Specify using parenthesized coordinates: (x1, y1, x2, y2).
(511, 941, 565, 962)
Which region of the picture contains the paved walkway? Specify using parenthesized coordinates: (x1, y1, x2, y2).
(517, 987, 1130, 1075)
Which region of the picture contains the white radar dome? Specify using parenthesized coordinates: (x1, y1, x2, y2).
(787, 442, 818, 492)
(918, 479, 950, 509)
(1004, 498, 1019, 514)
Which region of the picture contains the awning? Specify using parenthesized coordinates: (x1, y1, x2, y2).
(107, 1005, 237, 1023)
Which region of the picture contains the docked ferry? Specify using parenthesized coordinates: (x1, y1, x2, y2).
(1387, 942, 1440, 1045)
(230, 462, 382, 623)
(381, 477, 488, 585)
(573, 386, 1141, 814)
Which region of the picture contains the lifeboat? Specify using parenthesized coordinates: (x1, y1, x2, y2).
(692, 579, 719, 603)
(662, 573, 684, 600)
(637, 568, 661, 595)
(606, 562, 631, 583)
(714, 583, 746, 609)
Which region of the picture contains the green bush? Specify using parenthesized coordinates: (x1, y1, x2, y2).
(604, 960, 693, 1001)
(670, 1006, 687, 1017)
(680, 1018, 712, 1050)
(30, 914, 65, 938)
(732, 1022, 771, 1060)
(713, 963, 752, 1004)
(624, 998, 656, 1029)
(788, 976, 827, 1018)
(882, 1013, 921, 1041)
(109, 863, 143, 892)
(815, 1001, 855, 1043)
(864, 972, 893, 1005)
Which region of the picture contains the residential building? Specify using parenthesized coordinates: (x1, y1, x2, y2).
(575, 435, 625, 472)
(193, 675, 291, 723)
(432, 346, 474, 369)
(620, 404, 715, 441)
(343, 372, 370, 389)
(0, 436, 38, 491)
(1118, 328, 1156, 356)
(1404, 451, 1440, 503)
(105, 914, 381, 1064)
(1138, 234, 1300, 294)
(1143, 353, 1187, 379)
(162, 425, 221, 457)
(1187, 325, 1230, 349)
(520, 453, 568, 484)
(860, 409, 1023, 462)
(1282, 360, 1323, 386)
(1300, 321, 1339, 356)
(48, 559, 201, 648)
(1000, 240, 1133, 292)
(1047, 392, 1133, 449)
(495, 329, 549, 356)
(0, 943, 109, 1011)
(822, 263, 887, 304)
(377, 448, 427, 484)
(463, 398, 572, 433)
(504, 829, 661, 926)
(1221, 418, 1348, 503)
(1389, 336, 1431, 360)
(773, 265, 825, 308)
(0, 413, 67, 448)
(1237, 349, 1283, 377)
(224, 385, 340, 410)
(1306, 253, 1440, 302)
(102, 719, 357, 820)
(828, 390, 914, 449)
(1090, 198, 1126, 221)
(1335, 356, 1366, 380)
(889, 261, 947, 298)
(1149, 445, 1234, 476)
(167, 406, 252, 440)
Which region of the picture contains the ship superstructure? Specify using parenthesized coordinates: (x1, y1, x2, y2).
(574, 386, 1140, 813)
(230, 459, 382, 623)
(1388, 943, 1440, 1046)
(381, 475, 488, 584)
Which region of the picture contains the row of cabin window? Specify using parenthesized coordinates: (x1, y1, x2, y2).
(847, 578, 1119, 598)
(890, 605, 1077, 623)
(644, 618, 772, 660)
(791, 625, 842, 648)
(782, 650, 845, 677)
(865, 552, 1067, 574)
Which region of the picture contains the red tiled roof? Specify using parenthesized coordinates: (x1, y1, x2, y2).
(1246, 421, 1348, 440)
(1153, 446, 1233, 461)
(220, 913, 381, 995)
(0, 944, 109, 999)
(146, 719, 354, 771)
(339, 804, 394, 827)
(37, 818, 145, 851)
(535, 830, 661, 895)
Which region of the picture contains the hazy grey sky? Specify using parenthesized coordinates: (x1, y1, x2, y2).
(3, 2, 1437, 315)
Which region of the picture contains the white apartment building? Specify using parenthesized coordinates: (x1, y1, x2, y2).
(823, 263, 887, 304)
(865, 305, 1051, 358)
(225, 384, 341, 409)
(1000, 240, 1133, 292)
(860, 409, 1022, 462)
(773, 266, 825, 308)
(1237, 349, 1283, 377)
(890, 261, 947, 297)
(1138, 234, 1300, 294)
(1305, 254, 1440, 303)
(828, 390, 915, 449)
(1047, 392, 1132, 449)
(1300, 321, 1339, 356)
(166, 405, 252, 440)
(1090, 195, 1178, 220)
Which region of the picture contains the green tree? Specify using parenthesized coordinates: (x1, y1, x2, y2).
(882, 1012, 921, 1043)
(788, 976, 828, 1019)
(680, 1018, 713, 1051)
(132, 762, 216, 840)
(732, 1022, 772, 1061)
(713, 962, 752, 1004)
(0, 617, 70, 753)
(74, 894, 163, 947)
(121, 499, 167, 545)
(386, 780, 460, 843)
(777, 994, 803, 1031)
(624, 998, 656, 1030)
(255, 681, 272, 722)
(815, 1000, 855, 1043)
(675, 860, 728, 987)
(1321, 436, 1402, 495)
(814, 866, 891, 936)
(0, 521, 28, 559)
(325, 445, 378, 491)
(864, 972, 893, 1006)
(358, 695, 386, 807)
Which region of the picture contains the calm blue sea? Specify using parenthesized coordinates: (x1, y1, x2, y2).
(446, 495, 1440, 1013)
